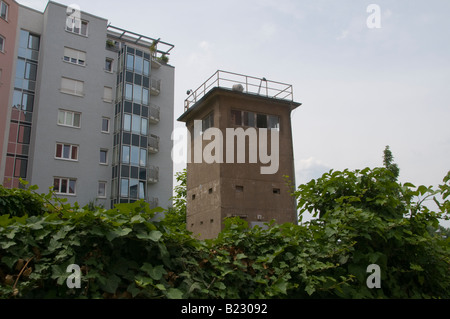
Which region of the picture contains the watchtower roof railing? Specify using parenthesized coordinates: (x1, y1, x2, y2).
(184, 70, 295, 111)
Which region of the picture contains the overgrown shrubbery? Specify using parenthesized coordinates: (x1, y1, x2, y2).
(0, 168, 449, 299)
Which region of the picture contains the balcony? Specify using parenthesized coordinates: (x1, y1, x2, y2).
(148, 135, 160, 153)
(148, 103, 160, 124)
(147, 165, 159, 183)
(150, 78, 161, 96)
(151, 58, 161, 69)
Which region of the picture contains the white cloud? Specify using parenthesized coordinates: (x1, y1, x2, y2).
(295, 157, 332, 185)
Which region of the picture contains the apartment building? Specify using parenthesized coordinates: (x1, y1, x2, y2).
(0, 1, 175, 210)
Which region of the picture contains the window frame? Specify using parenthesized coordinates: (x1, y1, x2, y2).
(0, 1, 8, 21)
(101, 117, 110, 133)
(57, 109, 81, 128)
(105, 58, 113, 73)
(53, 177, 77, 195)
(60, 77, 84, 97)
(63, 47, 86, 66)
(100, 149, 108, 165)
(0, 35, 5, 53)
(202, 112, 214, 132)
(55, 143, 79, 161)
(98, 181, 107, 198)
(66, 18, 89, 37)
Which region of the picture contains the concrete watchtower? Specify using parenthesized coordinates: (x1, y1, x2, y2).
(178, 71, 301, 239)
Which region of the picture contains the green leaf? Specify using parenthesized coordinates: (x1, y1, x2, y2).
(149, 230, 163, 242)
(0, 215, 11, 227)
(136, 230, 162, 242)
(305, 284, 316, 296)
(141, 263, 166, 281)
(1, 241, 16, 249)
(103, 274, 121, 294)
(273, 279, 288, 295)
(106, 227, 132, 241)
(1, 256, 17, 269)
(236, 253, 247, 260)
(410, 264, 424, 272)
(166, 288, 183, 299)
(155, 284, 166, 291)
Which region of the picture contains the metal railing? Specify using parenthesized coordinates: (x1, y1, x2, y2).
(148, 135, 160, 153)
(148, 103, 160, 123)
(151, 78, 161, 95)
(147, 166, 159, 183)
(184, 70, 294, 111)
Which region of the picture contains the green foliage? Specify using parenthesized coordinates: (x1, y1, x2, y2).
(0, 168, 449, 299)
(383, 145, 400, 180)
(0, 181, 45, 217)
(161, 170, 186, 231)
(295, 168, 450, 298)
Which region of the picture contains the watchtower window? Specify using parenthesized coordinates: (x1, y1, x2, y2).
(202, 112, 214, 131)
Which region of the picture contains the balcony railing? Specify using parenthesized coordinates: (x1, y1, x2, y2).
(147, 166, 159, 183)
(148, 135, 160, 153)
(184, 70, 295, 111)
(148, 103, 160, 124)
(150, 78, 161, 96)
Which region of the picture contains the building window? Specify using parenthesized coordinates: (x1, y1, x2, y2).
(231, 110, 279, 130)
(100, 149, 108, 165)
(273, 188, 281, 195)
(244, 111, 256, 127)
(53, 177, 76, 195)
(0, 1, 8, 21)
(61, 77, 84, 96)
(98, 181, 107, 198)
(202, 112, 214, 132)
(231, 110, 242, 126)
(18, 30, 40, 61)
(125, 83, 133, 101)
(103, 86, 113, 103)
(124, 114, 147, 135)
(236, 185, 244, 192)
(122, 146, 130, 164)
(63, 47, 86, 66)
(55, 143, 79, 161)
(126, 54, 134, 71)
(268, 115, 280, 131)
(120, 178, 129, 197)
(66, 18, 88, 37)
(0, 35, 4, 53)
(257, 113, 268, 128)
(105, 58, 113, 72)
(58, 110, 81, 128)
(14, 158, 28, 178)
(102, 117, 110, 133)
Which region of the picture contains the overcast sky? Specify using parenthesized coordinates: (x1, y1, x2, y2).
(17, 0, 450, 222)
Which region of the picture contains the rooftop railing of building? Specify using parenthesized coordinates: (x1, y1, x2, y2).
(184, 70, 295, 111)
(106, 24, 174, 57)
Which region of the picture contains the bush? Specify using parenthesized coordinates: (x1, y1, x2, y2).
(0, 168, 449, 299)
(0, 183, 45, 217)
